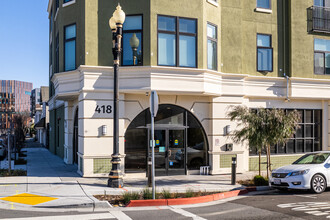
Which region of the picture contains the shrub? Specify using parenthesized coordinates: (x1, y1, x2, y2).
(122, 191, 140, 204)
(161, 189, 171, 199)
(253, 175, 269, 186)
(185, 188, 194, 198)
(0, 169, 26, 177)
(142, 188, 153, 200)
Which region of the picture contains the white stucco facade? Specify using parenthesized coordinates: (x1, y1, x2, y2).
(49, 65, 330, 177)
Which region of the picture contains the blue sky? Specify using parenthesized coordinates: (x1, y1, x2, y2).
(0, 0, 49, 89)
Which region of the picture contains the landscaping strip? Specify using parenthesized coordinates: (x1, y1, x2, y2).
(126, 189, 249, 207)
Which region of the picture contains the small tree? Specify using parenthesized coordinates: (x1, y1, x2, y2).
(227, 106, 300, 179)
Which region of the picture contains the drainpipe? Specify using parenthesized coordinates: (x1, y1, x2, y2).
(284, 73, 290, 102)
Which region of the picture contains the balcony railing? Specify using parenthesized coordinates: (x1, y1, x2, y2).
(307, 6, 330, 33)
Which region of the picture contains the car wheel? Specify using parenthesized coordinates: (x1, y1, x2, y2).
(311, 174, 326, 194)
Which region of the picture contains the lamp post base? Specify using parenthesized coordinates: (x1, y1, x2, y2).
(107, 155, 124, 188)
(107, 176, 124, 188)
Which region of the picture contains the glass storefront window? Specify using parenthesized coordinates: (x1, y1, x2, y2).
(124, 104, 208, 173)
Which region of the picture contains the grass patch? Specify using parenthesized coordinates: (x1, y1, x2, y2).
(185, 188, 195, 198)
(123, 191, 140, 204)
(0, 169, 26, 177)
(161, 189, 171, 199)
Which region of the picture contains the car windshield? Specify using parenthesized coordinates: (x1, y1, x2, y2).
(293, 153, 330, 165)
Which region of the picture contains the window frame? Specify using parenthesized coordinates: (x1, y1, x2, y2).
(256, 0, 271, 9)
(157, 15, 198, 68)
(55, 33, 59, 73)
(64, 23, 76, 72)
(314, 38, 330, 75)
(207, 22, 218, 71)
(256, 33, 273, 72)
(122, 14, 143, 66)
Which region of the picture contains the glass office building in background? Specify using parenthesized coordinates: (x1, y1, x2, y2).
(0, 80, 33, 131)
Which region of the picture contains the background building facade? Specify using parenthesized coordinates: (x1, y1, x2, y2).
(47, 0, 330, 177)
(0, 80, 32, 133)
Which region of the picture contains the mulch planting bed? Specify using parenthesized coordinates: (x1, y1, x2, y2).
(94, 191, 222, 207)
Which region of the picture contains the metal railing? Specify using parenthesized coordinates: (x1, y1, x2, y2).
(307, 6, 330, 33)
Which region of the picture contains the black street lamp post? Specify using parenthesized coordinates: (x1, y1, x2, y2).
(108, 4, 125, 188)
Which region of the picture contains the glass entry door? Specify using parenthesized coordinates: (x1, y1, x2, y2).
(151, 129, 185, 176)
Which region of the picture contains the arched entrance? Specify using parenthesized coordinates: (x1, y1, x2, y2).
(73, 108, 78, 164)
(125, 104, 208, 176)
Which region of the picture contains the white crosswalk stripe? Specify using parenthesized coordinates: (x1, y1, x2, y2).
(109, 210, 133, 220)
(170, 208, 207, 220)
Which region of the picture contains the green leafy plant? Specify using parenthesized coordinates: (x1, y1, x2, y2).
(161, 189, 171, 199)
(185, 188, 194, 198)
(253, 175, 269, 186)
(227, 106, 300, 179)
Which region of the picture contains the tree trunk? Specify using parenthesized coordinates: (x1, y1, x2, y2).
(258, 150, 261, 176)
(268, 145, 272, 175)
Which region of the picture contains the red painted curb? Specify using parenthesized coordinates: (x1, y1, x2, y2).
(167, 195, 214, 206)
(126, 199, 167, 207)
(125, 189, 250, 207)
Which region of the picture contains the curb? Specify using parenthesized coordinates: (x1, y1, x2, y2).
(126, 189, 250, 207)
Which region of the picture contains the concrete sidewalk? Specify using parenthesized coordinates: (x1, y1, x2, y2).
(0, 145, 257, 212)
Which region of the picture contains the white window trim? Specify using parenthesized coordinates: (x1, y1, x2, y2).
(207, 0, 219, 7)
(255, 7, 272, 14)
(63, 0, 76, 8)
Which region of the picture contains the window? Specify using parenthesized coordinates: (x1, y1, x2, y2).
(314, 0, 325, 6)
(250, 109, 322, 155)
(50, 10, 53, 33)
(314, 38, 330, 74)
(257, 0, 271, 9)
(158, 15, 197, 68)
(64, 0, 73, 3)
(257, 34, 273, 72)
(56, 0, 59, 11)
(50, 43, 53, 67)
(207, 23, 217, 71)
(122, 15, 143, 66)
(64, 24, 76, 71)
(55, 33, 59, 73)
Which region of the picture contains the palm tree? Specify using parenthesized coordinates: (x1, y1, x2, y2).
(227, 106, 300, 179)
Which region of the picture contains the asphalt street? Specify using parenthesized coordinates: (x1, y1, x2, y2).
(3, 189, 330, 219)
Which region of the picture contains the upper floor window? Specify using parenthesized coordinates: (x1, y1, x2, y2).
(207, 23, 217, 71)
(314, 38, 330, 74)
(56, 0, 60, 11)
(50, 10, 53, 33)
(314, 0, 325, 6)
(158, 15, 197, 68)
(257, 34, 273, 72)
(64, 24, 76, 71)
(257, 0, 271, 9)
(55, 33, 59, 73)
(122, 15, 143, 66)
(64, 0, 73, 3)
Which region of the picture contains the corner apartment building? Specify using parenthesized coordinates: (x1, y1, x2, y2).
(47, 0, 330, 177)
(0, 80, 32, 133)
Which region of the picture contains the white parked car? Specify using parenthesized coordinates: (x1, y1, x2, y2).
(271, 152, 330, 193)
